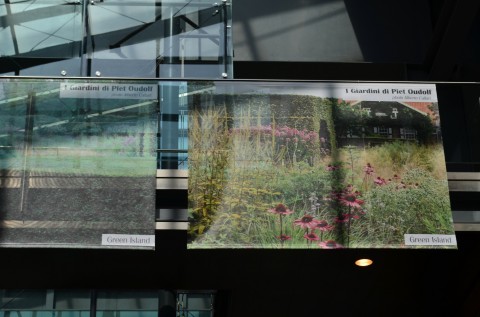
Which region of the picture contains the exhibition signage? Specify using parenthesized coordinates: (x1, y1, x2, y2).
(0, 79, 157, 249)
(0, 78, 457, 250)
(187, 82, 457, 249)
(60, 83, 158, 100)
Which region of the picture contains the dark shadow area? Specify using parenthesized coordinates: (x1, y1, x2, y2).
(437, 83, 480, 169)
(343, 0, 433, 64)
(234, 61, 407, 81)
(0, 231, 477, 316)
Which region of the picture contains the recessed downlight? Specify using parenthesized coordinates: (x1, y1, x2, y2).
(355, 258, 373, 267)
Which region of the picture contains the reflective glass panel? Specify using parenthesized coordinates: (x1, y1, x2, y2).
(0, 290, 215, 317)
(0, 0, 83, 57)
(0, 0, 83, 76)
(89, 0, 233, 78)
(0, 290, 48, 310)
(0, 78, 157, 248)
(0, 0, 233, 78)
(96, 290, 158, 317)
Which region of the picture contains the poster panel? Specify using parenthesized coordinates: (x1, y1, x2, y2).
(0, 79, 157, 249)
(188, 82, 456, 249)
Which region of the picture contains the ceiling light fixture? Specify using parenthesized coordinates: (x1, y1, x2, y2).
(355, 258, 373, 267)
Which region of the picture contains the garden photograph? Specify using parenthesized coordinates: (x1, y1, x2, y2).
(188, 87, 455, 249)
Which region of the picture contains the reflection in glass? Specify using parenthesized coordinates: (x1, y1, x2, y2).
(0, 0, 233, 78)
(0, 290, 215, 317)
(0, 79, 157, 248)
(0, 0, 83, 57)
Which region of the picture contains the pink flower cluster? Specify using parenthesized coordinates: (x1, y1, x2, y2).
(326, 164, 341, 171)
(268, 203, 294, 215)
(363, 163, 374, 175)
(373, 174, 419, 189)
(293, 214, 338, 244)
(374, 177, 387, 185)
(273, 126, 319, 144)
(329, 185, 364, 208)
(268, 203, 342, 248)
(327, 184, 366, 231)
(231, 125, 319, 145)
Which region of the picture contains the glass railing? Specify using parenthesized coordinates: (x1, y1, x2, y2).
(0, 78, 158, 248)
(1, 77, 480, 248)
(1, 78, 480, 172)
(0, 0, 233, 78)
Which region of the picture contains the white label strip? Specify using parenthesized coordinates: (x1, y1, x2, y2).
(60, 83, 158, 100)
(102, 234, 155, 247)
(404, 234, 457, 246)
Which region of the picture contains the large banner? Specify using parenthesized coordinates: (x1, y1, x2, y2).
(0, 79, 157, 249)
(188, 82, 456, 249)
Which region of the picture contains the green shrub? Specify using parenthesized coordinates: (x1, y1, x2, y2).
(364, 168, 452, 245)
